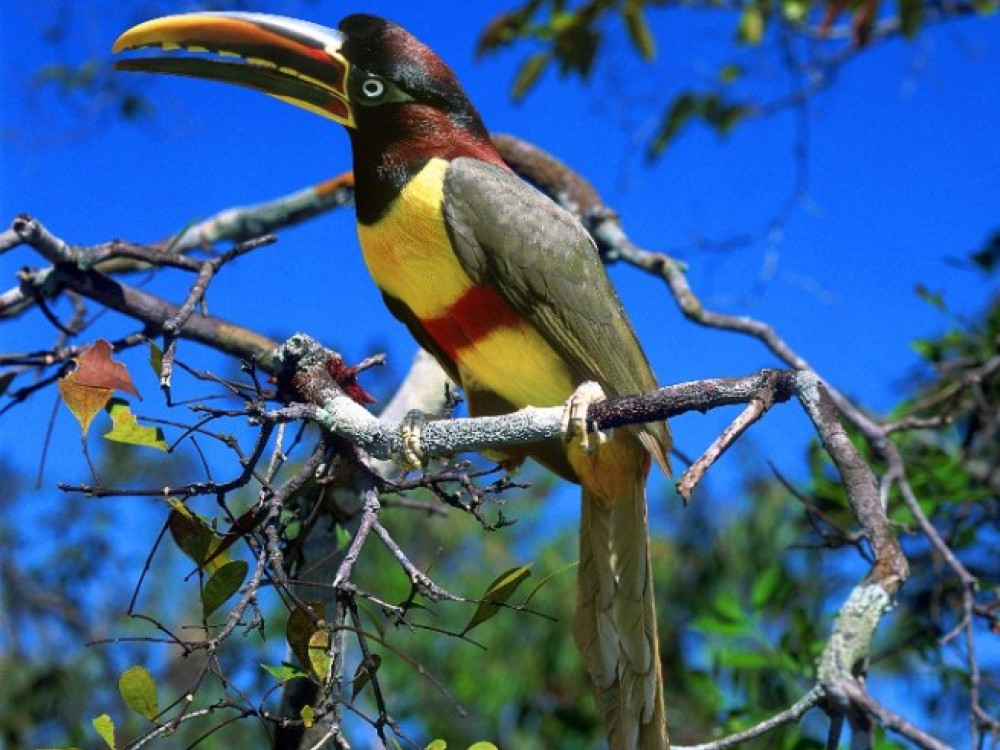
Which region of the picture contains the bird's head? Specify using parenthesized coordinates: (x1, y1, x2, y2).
(113, 12, 498, 157)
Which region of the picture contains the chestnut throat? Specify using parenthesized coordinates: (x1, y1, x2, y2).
(349, 103, 507, 226)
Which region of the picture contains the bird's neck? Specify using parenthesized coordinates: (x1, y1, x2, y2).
(350, 104, 508, 225)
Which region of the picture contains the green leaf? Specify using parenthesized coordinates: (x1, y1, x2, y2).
(623, 3, 656, 60)
(461, 564, 533, 635)
(718, 63, 743, 84)
(649, 92, 699, 157)
(357, 599, 388, 639)
(914, 283, 946, 311)
(969, 231, 1000, 272)
(898, 0, 924, 36)
(260, 662, 309, 684)
(0, 371, 15, 397)
(92, 713, 117, 749)
(104, 398, 168, 451)
(468, 743, 500, 750)
(712, 588, 745, 622)
(702, 94, 748, 136)
(717, 648, 772, 669)
(287, 603, 331, 679)
(910, 338, 940, 362)
(202, 559, 249, 617)
(300, 704, 315, 728)
(351, 654, 382, 699)
(335, 523, 353, 551)
(737, 4, 766, 44)
(167, 503, 230, 574)
(781, 0, 811, 22)
(118, 665, 158, 721)
(512, 51, 550, 101)
(425, 741, 448, 750)
(523, 560, 577, 605)
(751, 565, 782, 608)
(149, 341, 164, 379)
(691, 613, 752, 637)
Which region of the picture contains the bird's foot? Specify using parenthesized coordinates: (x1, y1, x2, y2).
(398, 409, 428, 470)
(561, 381, 608, 453)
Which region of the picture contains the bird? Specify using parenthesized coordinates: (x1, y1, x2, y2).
(113, 13, 673, 748)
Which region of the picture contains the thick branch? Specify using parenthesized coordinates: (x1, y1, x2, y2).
(10, 215, 281, 366)
(273, 333, 798, 466)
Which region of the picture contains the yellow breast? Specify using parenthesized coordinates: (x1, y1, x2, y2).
(356, 157, 575, 410)
(356, 158, 471, 318)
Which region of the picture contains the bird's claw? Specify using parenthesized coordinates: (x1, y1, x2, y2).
(561, 381, 608, 453)
(399, 409, 428, 469)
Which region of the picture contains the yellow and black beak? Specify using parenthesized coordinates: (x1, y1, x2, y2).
(113, 12, 355, 127)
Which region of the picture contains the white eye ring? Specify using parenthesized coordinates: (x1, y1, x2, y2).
(361, 78, 386, 99)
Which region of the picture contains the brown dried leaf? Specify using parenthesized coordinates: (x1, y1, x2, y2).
(74, 339, 141, 399)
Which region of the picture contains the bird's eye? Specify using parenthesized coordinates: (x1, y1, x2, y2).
(361, 77, 386, 100)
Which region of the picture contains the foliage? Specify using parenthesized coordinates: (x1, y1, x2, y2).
(476, 0, 998, 152)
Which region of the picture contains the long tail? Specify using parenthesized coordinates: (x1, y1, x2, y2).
(572, 434, 668, 749)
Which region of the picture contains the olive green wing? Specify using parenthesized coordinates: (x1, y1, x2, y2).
(442, 157, 671, 465)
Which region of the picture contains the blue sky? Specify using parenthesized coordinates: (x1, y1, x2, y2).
(1, 2, 998, 744)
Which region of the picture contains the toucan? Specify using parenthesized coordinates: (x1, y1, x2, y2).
(114, 13, 672, 749)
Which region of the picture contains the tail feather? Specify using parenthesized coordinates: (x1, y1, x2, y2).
(573, 436, 668, 749)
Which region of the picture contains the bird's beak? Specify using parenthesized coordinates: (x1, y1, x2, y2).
(113, 12, 354, 127)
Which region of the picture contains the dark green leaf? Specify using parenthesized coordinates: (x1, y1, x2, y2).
(649, 92, 699, 157)
(202, 559, 248, 617)
(898, 0, 924, 36)
(351, 654, 382, 700)
(461, 564, 533, 635)
(718, 63, 743, 84)
(914, 283, 946, 311)
(623, 3, 657, 60)
(969, 231, 1000, 273)
(287, 603, 331, 679)
(167, 503, 230, 574)
(512, 52, 551, 101)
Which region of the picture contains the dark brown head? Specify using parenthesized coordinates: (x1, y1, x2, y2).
(335, 14, 507, 221)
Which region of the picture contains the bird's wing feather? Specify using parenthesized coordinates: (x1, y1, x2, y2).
(442, 157, 671, 467)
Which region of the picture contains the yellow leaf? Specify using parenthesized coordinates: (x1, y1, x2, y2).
(104, 399, 168, 451)
(59, 370, 112, 435)
(92, 713, 117, 749)
(737, 4, 766, 44)
(287, 603, 331, 680)
(300, 704, 315, 728)
(119, 665, 158, 721)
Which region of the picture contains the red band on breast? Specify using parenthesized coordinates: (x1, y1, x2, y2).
(420, 284, 524, 359)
